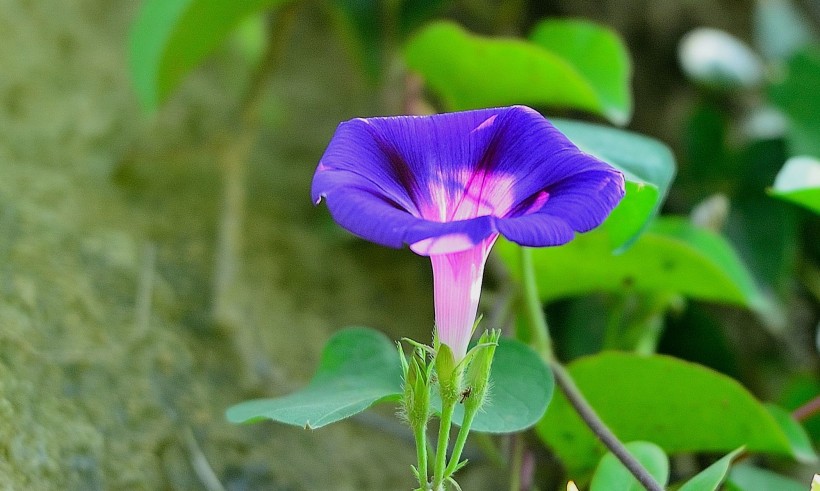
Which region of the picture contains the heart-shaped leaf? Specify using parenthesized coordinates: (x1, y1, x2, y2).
(530, 19, 632, 125)
(496, 217, 763, 308)
(403, 21, 631, 124)
(537, 353, 795, 477)
(226, 327, 402, 429)
(589, 441, 669, 491)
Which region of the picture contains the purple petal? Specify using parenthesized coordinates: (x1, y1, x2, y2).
(312, 105, 625, 254)
(497, 167, 625, 246)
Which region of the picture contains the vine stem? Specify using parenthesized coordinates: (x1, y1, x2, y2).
(793, 394, 820, 422)
(433, 398, 456, 490)
(444, 404, 478, 476)
(413, 422, 429, 489)
(518, 247, 664, 491)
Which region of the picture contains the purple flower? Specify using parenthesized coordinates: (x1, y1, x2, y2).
(312, 106, 624, 361)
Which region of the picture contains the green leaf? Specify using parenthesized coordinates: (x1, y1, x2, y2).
(129, 0, 289, 110)
(677, 447, 744, 491)
(403, 21, 631, 124)
(551, 119, 676, 247)
(589, 441, 669, 491)
(226, 327, 402, 429)
(495, 217, 763, 308)
(764, 403, 818, 463)
(536, 353, 794, 477)
(433, 338, 553, 433)
(725, 464, 807, 491)
(530, 19, 632, 124)
(769, 156, 820, 214)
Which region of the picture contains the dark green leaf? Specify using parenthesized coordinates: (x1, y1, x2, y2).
(130, 0, 289, 110)
(433, 338, 553, 433)
(495, 217, 763, 308)
(403, 21, 631, 124)
(537, 353, 794, 477)
(589, 441, 669, 491)
(677, 447, 744, 491)
(725, 464, 807, 491)
(226, 327, 402, 429)
(530, 19, 632, 124)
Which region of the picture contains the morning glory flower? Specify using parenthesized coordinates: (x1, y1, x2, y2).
(312, 106, 624, 361)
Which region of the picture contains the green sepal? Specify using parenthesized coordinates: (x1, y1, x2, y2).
(435, 343, 461, 404)
(462, 329, 500, 411)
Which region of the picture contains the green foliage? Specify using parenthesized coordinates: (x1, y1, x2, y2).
(725, 464, 808, 491)
(403, 20, 632, 124)
(769, 156, 820, 213)
(129, 0, 291, 110)
(496, 217, 761, 307)
(537, 353, 796, 476)
(225, 327, 402, 428)
(530, 19, 632, 124)
(228, 329, 552, 434)
(589, 441, 669, 491)
(677, 447, 743, 491)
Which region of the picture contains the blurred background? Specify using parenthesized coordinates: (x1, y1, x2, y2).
(0, 0, 817, 489)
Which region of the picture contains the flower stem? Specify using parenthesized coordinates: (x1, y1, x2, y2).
(444, 404, 478, 476)
(519, 247, 552, 357)
(413, 423, 429, 489)
(517, 246, 664, 491)
(433, 397, 457, 489)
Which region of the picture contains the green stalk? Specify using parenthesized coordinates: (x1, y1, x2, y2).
(432, 399, 456, 489)
(443, 404, 478, 476)
(413, 423, 429, 489)
(519, 247, 552, 358)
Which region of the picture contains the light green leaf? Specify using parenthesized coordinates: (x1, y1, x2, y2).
(677, 447, 744, 491)
(551, 119, 676, 247)
(725, 464, 807, 491)
(769, 155, 820, 214)
(495, 217, 763, 308)
(537, 353, 795, 477)
(764, 403, 818, 463)
(530, 19, 632, 125)
(434, 338, 554, 433)
(403, 21, 631, 124)
(226, 327, 402, 429)
(589, 441, 669, 491)
(129, 0, 289, 110)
